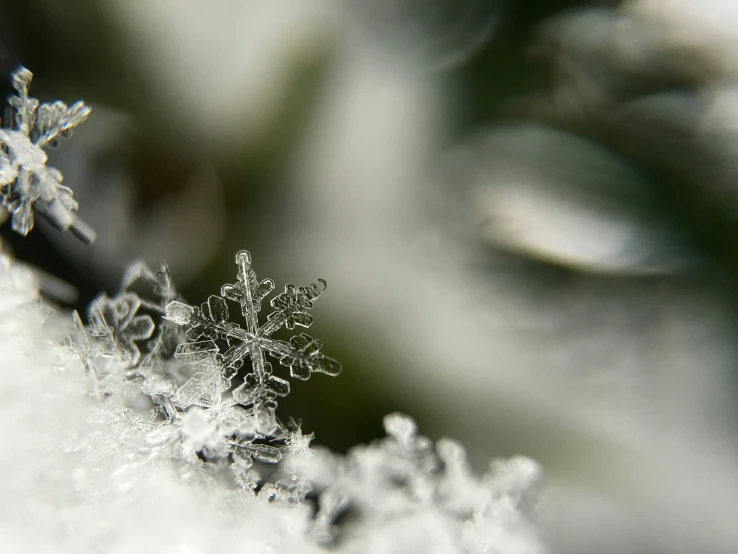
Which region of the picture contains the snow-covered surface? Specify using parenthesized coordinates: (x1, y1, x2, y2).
(0, 253, 545, 553)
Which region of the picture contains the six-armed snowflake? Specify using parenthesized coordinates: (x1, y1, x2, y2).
(165, 250, 341, 433)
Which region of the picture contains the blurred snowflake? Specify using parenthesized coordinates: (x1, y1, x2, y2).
(66, 259, 184, 407)
(0, 66, 93, 242)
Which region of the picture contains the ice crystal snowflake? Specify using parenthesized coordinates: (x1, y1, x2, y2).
(87, 260, 181, 366)
(84, 260, 180, 367)
(0, 66, 93, 241)
(88, 292, 156, 367)
(165, 250, 341, 434)
(67, 259, 185, 405)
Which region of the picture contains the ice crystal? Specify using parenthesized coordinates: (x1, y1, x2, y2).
(86, 260, 181, 367)
(165, 250, 341, 435)
(0, 66, 93, 241)
(66, 260, 185, 408)
(88, 292, 156, 366)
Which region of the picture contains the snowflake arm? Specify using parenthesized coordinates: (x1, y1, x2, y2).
(262, 334, 341, 380)
(7, 67, 91, 150)
(265, 278, 327, 331)
(120, 259, 179, 309)
(220, 250, 274, 333)
(68, 309, 100, 378)
(0, 66, 93, 241)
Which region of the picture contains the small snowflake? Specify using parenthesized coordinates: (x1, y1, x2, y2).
(117, 259, 184, 370)
(83, 260, 183, 368)
(165, 250, 341, 434)
(67, 260, 186, 413)
(0, 66, 92, 240)
(88, 292, 156, 366)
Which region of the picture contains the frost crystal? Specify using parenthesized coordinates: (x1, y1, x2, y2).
(300, 413, 546, 553)
(0, 66, 93, 242)
(165, 250, 341, 434)
(86, 260, 181, 367)
(88, 292, 156, 366)
(67, 260, 185, 407)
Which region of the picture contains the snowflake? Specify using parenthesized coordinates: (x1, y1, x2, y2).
(165, 250, 341, 434)
(84, 260, 181, 367)
(117, 259, 184, 370)
(0, 66, 93, 241)
(88, 292, 156, 367)
(67, 259, 185, 410)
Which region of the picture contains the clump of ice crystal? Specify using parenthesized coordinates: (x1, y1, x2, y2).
(0, 66, 94, 242)
(69, 249, 341, 489)
(297, 413, 545, 553)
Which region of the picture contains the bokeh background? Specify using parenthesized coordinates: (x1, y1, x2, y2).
(3, 1, 738, 552)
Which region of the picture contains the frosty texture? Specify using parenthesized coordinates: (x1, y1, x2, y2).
(19, 251, 544, 553)
(0, 253, 321, 553)
(291, 413, 546, 553)
(0, 67, 93, 241)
